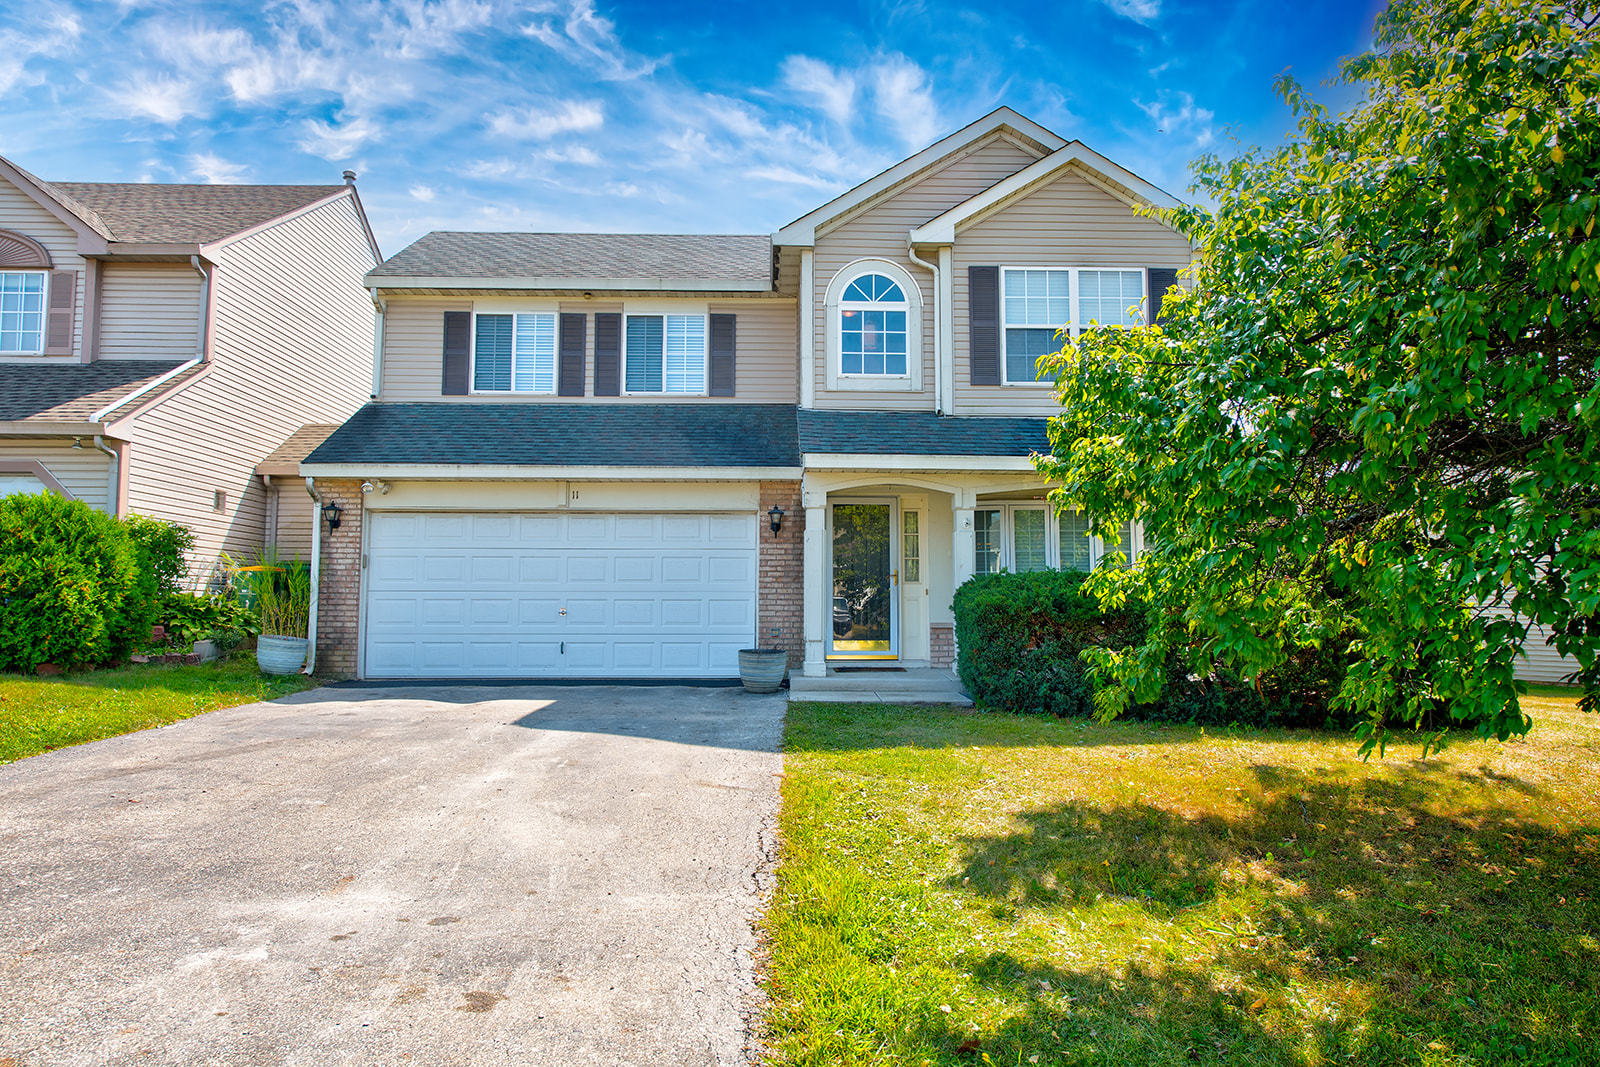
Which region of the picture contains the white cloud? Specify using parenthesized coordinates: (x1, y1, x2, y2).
(521, 0, 660, 81)
(188, 152, 248, 184)
(408, 183, 436, 201)
(488, 99, 604, 140)
(111, 75, 204, 123)
(781, 55, 855, 126)
(1099, 0, 1161, 23)
(744, 164, 838, 192)
(871, 54, 940, 150)
(1136, 90, 1215, 147)
(298, 114, 382, 158)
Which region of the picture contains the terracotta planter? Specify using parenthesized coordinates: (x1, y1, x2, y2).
(256, 634, 308, 676)
(738, 648, 788, 694)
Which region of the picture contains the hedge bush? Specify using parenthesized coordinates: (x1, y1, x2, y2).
(952, 569, 1356, 728)
(123, 514, 194, 597)
(0, 493, 159, 671)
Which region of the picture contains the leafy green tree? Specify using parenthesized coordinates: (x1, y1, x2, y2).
(1036, 0, 1600, 752)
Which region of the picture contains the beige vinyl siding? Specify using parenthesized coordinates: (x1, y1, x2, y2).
(951, 169, 1194, 415)
(812, 136, 1042, 411)
(1480, 603, 1584, 685)
(97, 264, 202, 360)
(267, 481, 316, 560)
(379, 295, 799, 403)
(123, 193, 377, 587)
(0, 178, 87, 361)
(0, 439, 111, 510)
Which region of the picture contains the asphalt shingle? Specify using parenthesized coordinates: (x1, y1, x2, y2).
(0, 360, 190, 422)
(305, 403, 802, 468)
(44, 183, 346, 245)
(368, 232, 773, 287)
(797, 409, 1052, 456)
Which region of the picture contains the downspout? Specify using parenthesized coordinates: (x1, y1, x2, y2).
(368, 288, 386, 398)
(303, 476, 321, 676)
(906, 239, 942, 414)
(189, 256, 212, 361)
(91, 435, 122, 517)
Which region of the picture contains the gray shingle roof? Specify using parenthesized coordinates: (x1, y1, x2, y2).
(44, 182, 345, 244)
(798, 410, 1053, 456)
(368, 232, 773, 289)
(0, 360, 190, 422)
(305, 403, 801, 468)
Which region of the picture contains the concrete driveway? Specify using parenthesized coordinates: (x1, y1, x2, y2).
(0, 684, 785, 1066)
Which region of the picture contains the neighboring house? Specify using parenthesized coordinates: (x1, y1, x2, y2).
(0, 157, 381, 586)
(299, 106, 1577, 686)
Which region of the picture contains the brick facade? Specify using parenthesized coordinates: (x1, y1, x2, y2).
(757, 480, 805, 669)
(311, 478, 363, 679)
(930, 623, 955, 670)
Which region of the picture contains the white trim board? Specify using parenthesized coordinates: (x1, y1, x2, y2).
(300, 463, 804, 480)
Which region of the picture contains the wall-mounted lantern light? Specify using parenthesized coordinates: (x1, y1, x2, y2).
(768, 504, 786, 537)
(322, 500, 344, 532)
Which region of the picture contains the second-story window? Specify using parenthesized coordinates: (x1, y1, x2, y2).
(625, 313, 707, 394)
(839, 272, 909, 377)
(0, 270, 47, 355)
(473, 312, 556, 393)
(1000, 267, 1147, 385)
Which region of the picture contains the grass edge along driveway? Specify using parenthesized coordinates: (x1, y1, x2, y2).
(763, 690, 1599, 1066)
(0, 658, 316, 764)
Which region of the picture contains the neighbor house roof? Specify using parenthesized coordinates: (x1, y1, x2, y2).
(0, 360, 198, 424)
(42, 182, 346, 246)
(255, 424, 342, 478)
(365, 232, 775, 292)
(304, 403, 802, 470)
(798, 410, 1052, 457)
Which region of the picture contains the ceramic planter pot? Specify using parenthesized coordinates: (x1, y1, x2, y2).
(738, 648, 788, 694)
(257, 634, 308, 676)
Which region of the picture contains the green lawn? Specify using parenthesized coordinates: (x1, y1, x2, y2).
(764, 689, 1600, 1066)
(0, 657, 317, 764)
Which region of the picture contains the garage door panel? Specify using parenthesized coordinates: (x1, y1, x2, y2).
(363, 510, 756, 679)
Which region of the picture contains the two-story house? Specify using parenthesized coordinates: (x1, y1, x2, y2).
(0, 155, 380, 584)
(299, 108, 1193, 681)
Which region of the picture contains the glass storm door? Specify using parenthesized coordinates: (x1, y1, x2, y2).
(828, 500, 898, 659)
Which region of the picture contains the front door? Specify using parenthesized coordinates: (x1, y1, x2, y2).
(827, 499, 898, 660)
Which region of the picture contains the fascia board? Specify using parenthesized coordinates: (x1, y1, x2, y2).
(800, 453, 1039, 472)
(363, 275, 773, 293)
(298, 463, 805, 480)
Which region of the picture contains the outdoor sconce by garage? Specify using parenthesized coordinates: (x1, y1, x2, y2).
(768, 504, 786, 537)
(322, 500, 344, 532)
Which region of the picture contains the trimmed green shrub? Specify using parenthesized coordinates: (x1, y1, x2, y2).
(158, 591, 259, 652)
(952, 569, 1147, 719)
(952, 569, 1356, 728)
(0, 493, 158, 671)
(123, 514, 194, 597)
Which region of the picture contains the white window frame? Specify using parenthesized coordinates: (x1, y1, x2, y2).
(468, 301, 561, 396)
(999, 266, 1147, 387)
(973, 502, 1143, 574)
(824, 258, 923, 393)
(0, 269, 49, 356)
(622, 308, 709, 397)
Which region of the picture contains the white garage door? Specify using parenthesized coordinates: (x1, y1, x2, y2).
(363, 511, 757, 679)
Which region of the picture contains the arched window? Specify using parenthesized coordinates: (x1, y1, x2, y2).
(839, 272, 908, 376)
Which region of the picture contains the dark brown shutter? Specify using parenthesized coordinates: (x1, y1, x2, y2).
(1148, 267, 1179, 324)
(709, 313, 736, 397)
(593, 312, 621, 396)
(558, 313, 586, 396)
(441, 311, 470, 395)
(968, 265, 1000, 386)
(43, 270, 76, 355)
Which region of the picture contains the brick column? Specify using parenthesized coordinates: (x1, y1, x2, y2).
(757, 480, 805, 669)
(312, 479, 363, 679)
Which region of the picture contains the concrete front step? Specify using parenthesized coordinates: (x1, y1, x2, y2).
(788, 666, 973, 707)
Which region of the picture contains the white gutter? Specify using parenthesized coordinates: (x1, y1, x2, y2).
(297, 463, 805, 481)
(368, 288, 386, 398)
(189, 256, 211, 360)
(906, 239, 944, 414)
(303, 476, 321, 676)
(90, 358, 200, 423)
(91, 435, 120, 516)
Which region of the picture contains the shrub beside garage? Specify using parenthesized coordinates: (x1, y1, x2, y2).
(952, 569, 1355, 728)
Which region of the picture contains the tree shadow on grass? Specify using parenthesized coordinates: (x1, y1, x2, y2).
(927, 765, 1600, 1065)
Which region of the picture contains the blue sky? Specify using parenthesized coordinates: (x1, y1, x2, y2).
(0, 0, 1384, 255)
